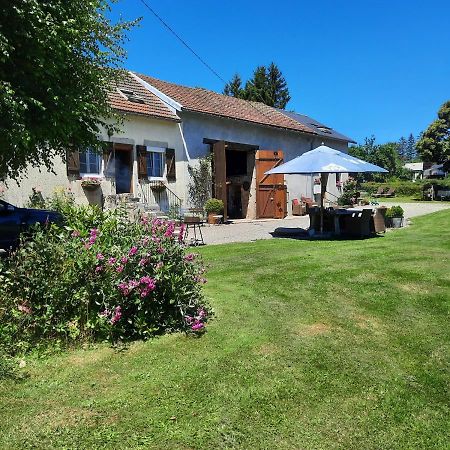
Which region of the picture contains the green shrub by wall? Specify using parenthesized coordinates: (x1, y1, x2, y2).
(360, 178, 450, 197)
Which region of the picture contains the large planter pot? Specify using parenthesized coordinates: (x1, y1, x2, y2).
(391, 217, 403, 228)
(207, 212, 222, 225)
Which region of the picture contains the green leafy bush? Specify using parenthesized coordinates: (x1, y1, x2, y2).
(0, 204, 210, 355)
(361, 178, 450, 198)
(204, 198, 224, 214)
(361, 180, 422, 197)
(385, 206, 404, 218)
(338, 178, 359, 206)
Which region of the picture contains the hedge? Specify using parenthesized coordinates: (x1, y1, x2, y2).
(360, 178, 450, 197)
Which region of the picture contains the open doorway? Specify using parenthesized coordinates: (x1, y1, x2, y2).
(209, 139, 257, 220)
(114, 144, 133, 194)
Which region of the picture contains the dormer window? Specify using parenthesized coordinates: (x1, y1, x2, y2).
(118, 88, 146, 104)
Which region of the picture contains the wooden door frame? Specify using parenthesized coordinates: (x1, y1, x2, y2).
(213, 140, 227, 221)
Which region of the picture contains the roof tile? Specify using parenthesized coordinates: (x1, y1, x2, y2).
(108, 72, 180, 122)
(134, 73, 316, 135)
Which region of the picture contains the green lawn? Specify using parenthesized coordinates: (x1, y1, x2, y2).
(1, 211, 450, 449)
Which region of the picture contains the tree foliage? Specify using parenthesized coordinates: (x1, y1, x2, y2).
(349, 136, 409, 181)
(187, 155, 213, 208)
(398, 134, 417, 161)
(0, 0, 137, 179)
(223, 62, 291, 109)
(223, 74, 244, 98)
(416, 100, 450, 163)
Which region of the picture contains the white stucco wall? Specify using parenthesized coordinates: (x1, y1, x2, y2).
(2, 110, 351, 215)
(180, 111, 350, 212)
(3, 114, 184, 207)
(100, 114, 187, 202)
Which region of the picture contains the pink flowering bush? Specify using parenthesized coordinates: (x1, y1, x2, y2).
(0, 206, 210, 354)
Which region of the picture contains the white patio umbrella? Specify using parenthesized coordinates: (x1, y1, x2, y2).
(265, 145, 388, 234)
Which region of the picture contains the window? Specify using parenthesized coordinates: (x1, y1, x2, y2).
(118, 88, 146, 104)
(146, 147, 165, 178)
(80, 149, 101, 175)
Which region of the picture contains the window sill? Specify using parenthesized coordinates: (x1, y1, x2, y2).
(80, 174, 103, 179)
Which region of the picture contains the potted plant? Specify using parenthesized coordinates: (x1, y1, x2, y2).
(204, 198, 224, 224)
(81, 177, 101, 191)
(385, 205, 404, 228)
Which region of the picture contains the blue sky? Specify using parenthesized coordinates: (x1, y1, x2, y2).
(112, 0, 450, 144)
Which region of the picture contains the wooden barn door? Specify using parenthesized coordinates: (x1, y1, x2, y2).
(256, 150, 287, 219)
(213, 140, 227, 220)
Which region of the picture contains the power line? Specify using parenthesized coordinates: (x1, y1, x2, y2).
(138, 0, 227, 84)
(136, 0, 306, 134)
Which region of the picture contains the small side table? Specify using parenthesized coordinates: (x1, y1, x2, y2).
(183, 216, 205, 246)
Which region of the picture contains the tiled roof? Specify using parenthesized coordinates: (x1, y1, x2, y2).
(108, 72, 180, 122)
(134, 73, 316, 135)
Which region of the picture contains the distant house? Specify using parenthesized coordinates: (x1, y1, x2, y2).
(404, 161, 446, 181)
(3, 71, 355, 219)
(404, 162, 426, 181)
(423, 163, 446, 179)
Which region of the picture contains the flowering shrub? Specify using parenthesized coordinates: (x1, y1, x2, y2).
(0, 206, 210, 354)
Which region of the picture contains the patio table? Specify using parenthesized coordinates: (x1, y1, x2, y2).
(309, 207, 373, 236)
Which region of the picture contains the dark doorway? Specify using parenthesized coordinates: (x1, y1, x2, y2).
(226, 150, 247, 176)
(227, 184, 243, 219)
(115, 145, 133, 194)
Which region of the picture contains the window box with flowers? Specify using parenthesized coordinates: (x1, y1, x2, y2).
(81, 177, 101, 191)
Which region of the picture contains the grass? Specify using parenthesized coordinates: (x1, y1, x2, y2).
(1, 211, 450, 449)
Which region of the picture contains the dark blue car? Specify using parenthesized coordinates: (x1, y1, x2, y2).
(0, 200, 63, 250)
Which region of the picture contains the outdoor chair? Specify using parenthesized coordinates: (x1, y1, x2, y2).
(381, 187, 396, 197)
(292, 198, 306, 216)
(372, 187, 385, 197)
(301, 195, 318, 212)
(372, 207, 387, 233)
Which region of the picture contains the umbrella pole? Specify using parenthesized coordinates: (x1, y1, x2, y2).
(320, 173, 329, 234)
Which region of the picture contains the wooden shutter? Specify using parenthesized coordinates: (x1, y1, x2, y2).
(136, 145, 147, 180)
(213, 140, 227, 220)
(66, 149, 80, 177)
(103, 142, 114, 177)
(166, 148, 176, 181)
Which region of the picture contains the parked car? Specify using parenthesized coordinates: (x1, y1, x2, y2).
(0, 200, 63, 250)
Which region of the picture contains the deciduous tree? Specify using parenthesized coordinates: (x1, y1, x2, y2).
(416, 101, 450, 163)
(0, 0, 137, 179)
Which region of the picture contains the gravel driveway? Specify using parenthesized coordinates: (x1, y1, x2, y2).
(195, 202, 450, 246)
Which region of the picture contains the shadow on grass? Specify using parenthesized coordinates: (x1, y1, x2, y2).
(270, 227, 386, 241)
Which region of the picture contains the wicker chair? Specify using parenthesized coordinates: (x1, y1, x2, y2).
(373, 207, 387, 233)
(292, 199, 306, 216)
